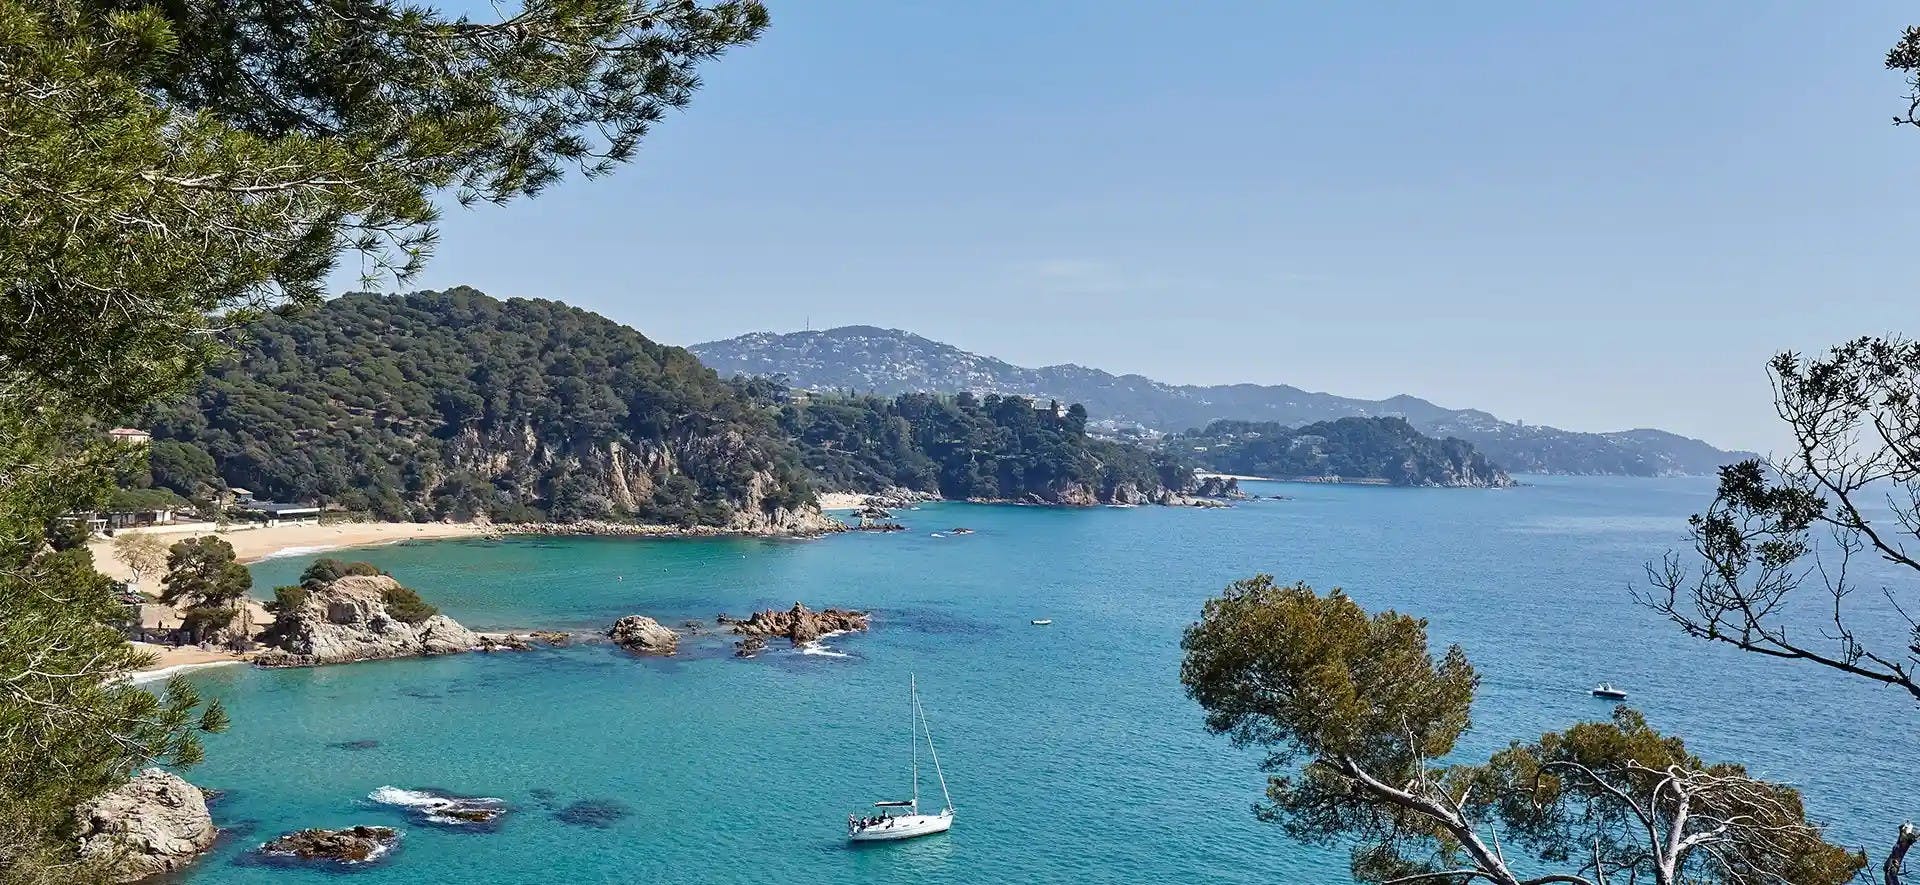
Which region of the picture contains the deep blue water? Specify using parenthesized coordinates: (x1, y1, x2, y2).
(172, 477, 1917, 882)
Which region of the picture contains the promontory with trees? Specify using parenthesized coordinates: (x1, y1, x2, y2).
(133, 288, 1517, 526)
(1170, 418, 1514, 488)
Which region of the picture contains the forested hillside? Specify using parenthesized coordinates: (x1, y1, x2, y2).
(775, 392, 1195, 504)
(1171, 418, 1513, 487)
(145, 289, 820, 528)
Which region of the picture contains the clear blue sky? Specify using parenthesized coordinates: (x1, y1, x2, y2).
(368, 2, 1919, 452)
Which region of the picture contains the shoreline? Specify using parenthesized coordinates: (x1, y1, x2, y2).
(128, 660, 246, 684)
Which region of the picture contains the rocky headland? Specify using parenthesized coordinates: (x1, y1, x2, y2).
(73, 769, 217, 882)
(253, 574, 482, 667)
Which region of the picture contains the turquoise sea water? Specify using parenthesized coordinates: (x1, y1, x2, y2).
(172, 477, 1916, 883)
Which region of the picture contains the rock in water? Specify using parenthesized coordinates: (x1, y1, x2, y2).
(733, 636, 767, 658)
(368, 786, 507, 827)
(606, 615, 679, 655)
(254, 575, 479, 667)
(261, 826, 399, 863)
(74, 769, 217, 882)
(724, 602, 871, 645)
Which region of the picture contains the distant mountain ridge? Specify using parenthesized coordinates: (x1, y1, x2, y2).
(690, 326, 1753, 476)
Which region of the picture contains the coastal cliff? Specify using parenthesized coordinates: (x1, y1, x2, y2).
(147, 288, 824, 530)
(255, 574, 480, 667)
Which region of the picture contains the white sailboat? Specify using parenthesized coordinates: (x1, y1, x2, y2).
(847, 674, 954, 842)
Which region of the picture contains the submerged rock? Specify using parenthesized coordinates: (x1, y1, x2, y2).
(722, 602, 870, 646)
(74, 769, 217, 882)
(733, 636, 767, 658)
(253, 575, 479, 667)
(606, 615, 679, 655)
(261, 826, 398, 863)
(552, 799, 631, 829)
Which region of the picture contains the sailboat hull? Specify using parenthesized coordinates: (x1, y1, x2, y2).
(848, 812, 953, 842)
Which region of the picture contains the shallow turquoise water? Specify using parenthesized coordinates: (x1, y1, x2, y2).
(174, 477, 1916, 882)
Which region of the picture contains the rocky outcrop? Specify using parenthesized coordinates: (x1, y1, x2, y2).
(733, 636, 767, 658)
(1193, 476, 1248, 499)
(606, 615, 678, 655)
(74, 769, 217, 883)
(864, 487, 942, 509)
(254, 575, 479, 667)
(261, 826, 398, 863)
(720, 602, 870, 645)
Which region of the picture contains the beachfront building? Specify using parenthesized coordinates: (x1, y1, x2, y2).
(240, 500, 321, 527)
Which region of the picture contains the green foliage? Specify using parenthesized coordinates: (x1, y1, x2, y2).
(148, 288, 815, 526)
(1180, 577, 1863, 885)
(1169, 417, 1511, 487)
(145, 440, 223, 500)
(105, 486, 190, 513)
(1, 0, 763, 877)
(778, 392, 1194, 503)
(159, 536, 252, 640)
(0, 548, 227, 882)
(380, 585, 439, 625)
(1181, 577, 1477, 777)
(44, 518, 91, 553)
(269, 585, 309, 614)
(299, 558, 385, 589)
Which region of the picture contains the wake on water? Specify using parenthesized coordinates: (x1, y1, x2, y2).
(369, 786, 506, 826)
(799, 629, 852, 658)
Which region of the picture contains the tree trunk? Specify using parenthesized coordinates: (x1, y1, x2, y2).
(1890, 822, 1917, 885)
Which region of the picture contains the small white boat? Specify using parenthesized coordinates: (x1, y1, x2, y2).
(1029, 619, 1052, 626)
(1591, 682, 1628, 700)
(848, 675, 954, 843)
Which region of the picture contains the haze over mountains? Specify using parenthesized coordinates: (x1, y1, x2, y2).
(691, 326, 1754, 477)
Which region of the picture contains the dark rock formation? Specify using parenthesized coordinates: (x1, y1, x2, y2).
(733, 636, 767, 658)
(261, 826, 398, 863)
(1193, 476, 1248, 499)
(73, 769, 216, 882)
(721, 602, 870, 645)
(606, 615, 678, 655)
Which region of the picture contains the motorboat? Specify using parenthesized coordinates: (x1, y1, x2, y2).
(1029, 619, 1053, 626)
(847, 675, 954, 843)
(1591, 682, 1628, 700)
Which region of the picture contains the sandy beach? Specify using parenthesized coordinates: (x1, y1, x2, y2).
(127, 643, 248, 683)
(90, 521, 497, 594)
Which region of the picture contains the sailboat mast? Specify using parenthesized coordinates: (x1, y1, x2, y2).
(916, 680, 953, 814)
(910, 673, 919, 810)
